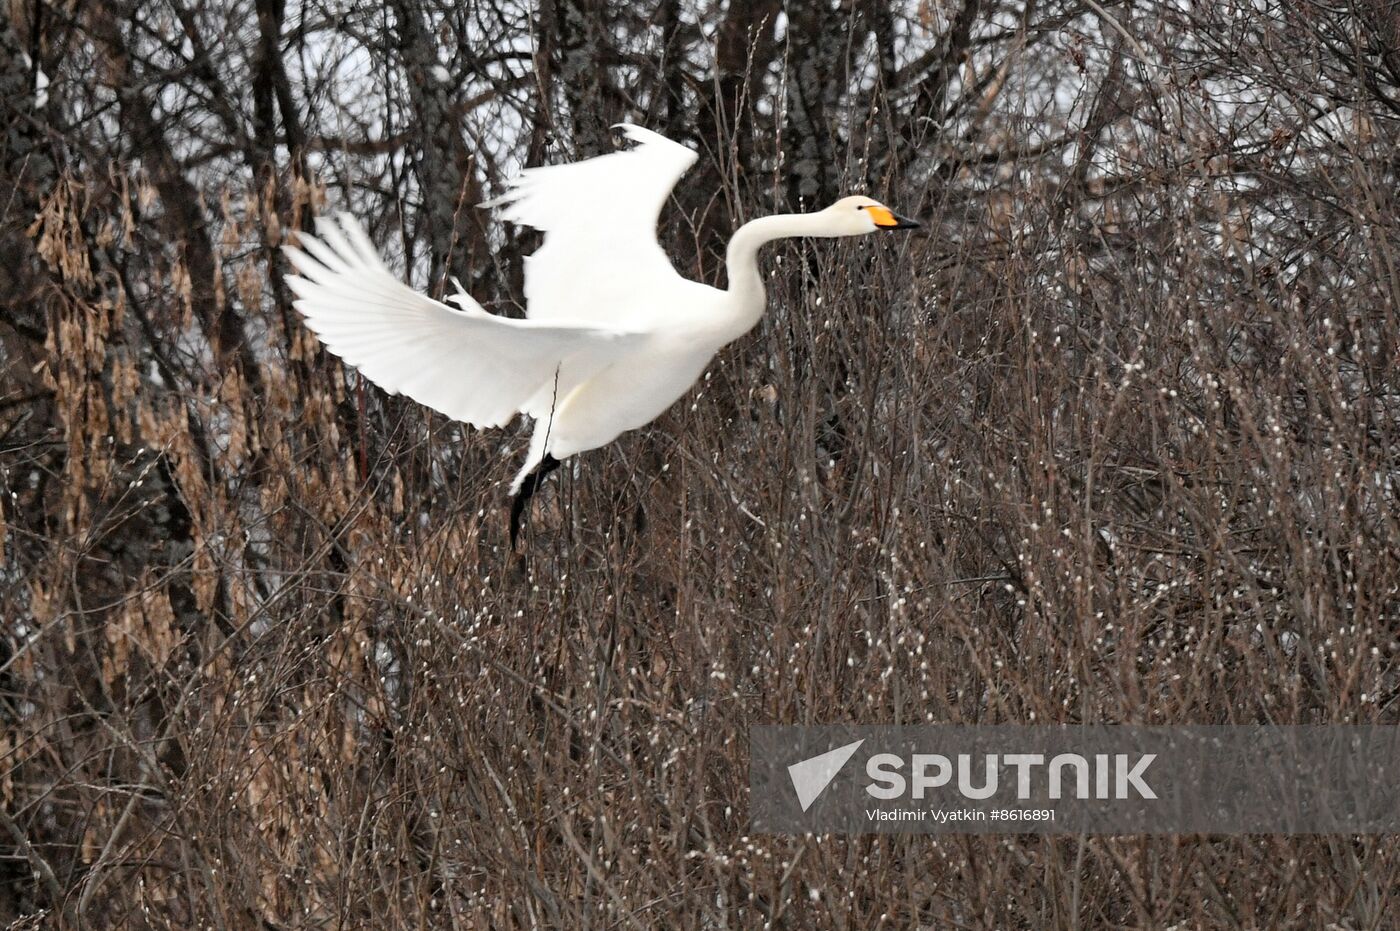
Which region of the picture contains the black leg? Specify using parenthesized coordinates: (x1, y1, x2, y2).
(510, 454, 561, 549)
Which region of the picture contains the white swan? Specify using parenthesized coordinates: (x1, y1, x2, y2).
(283, 124, 919, 544)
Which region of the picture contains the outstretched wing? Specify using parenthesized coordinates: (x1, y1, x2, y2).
(284, 214, 643, 429)
(483, 124, 698, 327)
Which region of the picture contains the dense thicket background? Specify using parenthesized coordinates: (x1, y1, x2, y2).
(3, 0, 1400, 926)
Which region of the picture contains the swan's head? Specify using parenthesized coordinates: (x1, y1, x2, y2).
(822, 195, 922, 236)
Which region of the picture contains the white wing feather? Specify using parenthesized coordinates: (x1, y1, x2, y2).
(284, 214, 643, 429)
(484, 124, 698, 328)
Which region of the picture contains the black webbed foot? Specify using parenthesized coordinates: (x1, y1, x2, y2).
(510, 454, 561, 549)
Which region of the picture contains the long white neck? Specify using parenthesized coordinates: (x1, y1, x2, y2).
(721, 212, 832, 337)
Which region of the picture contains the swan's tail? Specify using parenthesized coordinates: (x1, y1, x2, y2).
(509, 419, 553, 494)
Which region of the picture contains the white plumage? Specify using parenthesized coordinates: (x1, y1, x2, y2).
(283, 124, 919, 541)
(486, 125, 699, 330)
(285, 217, 642, 431)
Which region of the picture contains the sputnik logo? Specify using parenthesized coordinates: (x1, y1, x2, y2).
(787, 739, 865, 811)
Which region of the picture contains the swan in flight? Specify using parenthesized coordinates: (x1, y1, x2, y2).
(283, 124, 919, 545)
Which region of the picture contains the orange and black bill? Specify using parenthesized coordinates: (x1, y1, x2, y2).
(867, 205, 923, 230)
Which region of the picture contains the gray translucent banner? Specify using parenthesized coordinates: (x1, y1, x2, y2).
(750, 726, 1400, 834)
